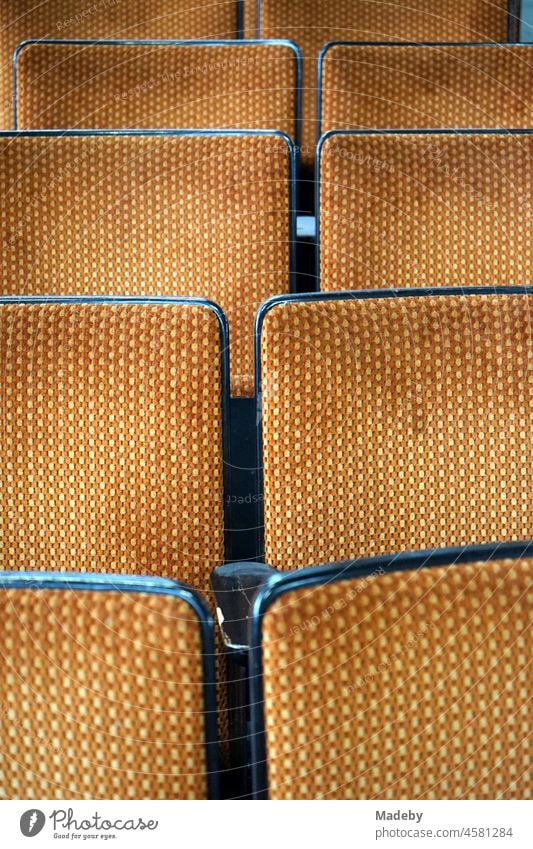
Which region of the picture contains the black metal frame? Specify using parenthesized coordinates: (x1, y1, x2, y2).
(237, 0, 245, 38)
(0, 568, 221, 799)
(245, 539, 533, 798)
(511, 0, 522, 42)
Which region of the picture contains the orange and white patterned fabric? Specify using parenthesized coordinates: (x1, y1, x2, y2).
(0, 583, 213, 798)
(260, 292, 533, 571)
(0, 0, 238, 127)
(15, 40, 298, 143)
(259, 0, 510, 166)
(319, 132, 533, 291)
(0, 301, 226, 589)
(242, 0, 258, 38)
(320, 44, 533, 136)
(0, 132, 292, 396)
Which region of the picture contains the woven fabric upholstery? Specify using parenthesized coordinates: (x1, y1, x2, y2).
(0, 133, 291, 396)
(0, 0, 237, 128)
(260, 555, 532, 799)
(0, 301, 225, 589)
(259, 0, 510, 166)
(259, 292, 533, 571)
(242, 1, 258, 37)
(15, 41, 298, 142)
(0, 585, 211, 798)
(320, 44, 533, 136)
(319, 132, 533, 291)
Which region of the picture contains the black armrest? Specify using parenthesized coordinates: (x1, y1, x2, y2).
(211, 562, 278, 649)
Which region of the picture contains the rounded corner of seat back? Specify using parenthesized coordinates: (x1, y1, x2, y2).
(319, 131, 533, 291)
(0, 298, 226, 588)
(0, 575, 216, 798)
(0, 131, 292, 397)
(0, 0, 238, 127)
(15, 40, 298, 143)
(258, 290, 533, 572)
(258, 548, 532, 799)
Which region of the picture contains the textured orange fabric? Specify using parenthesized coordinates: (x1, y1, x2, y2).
(320, 44, 533, 136)
(260, 293, 533, 571)
(0, 0, 237, 128)
(0, 133, 291, 396)
(242, 0, 258, 38)
(0, 302, 225, 589)
(319, 132, 533, 291)
(261, 555, 532, 799)
(16, 41, 298, 143)
(259, 0, 510, 166)
(0, 586, 211, 798)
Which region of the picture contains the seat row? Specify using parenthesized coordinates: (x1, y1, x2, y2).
(7, 38, 533, 171)
(1, 129, 532, 394)
(0, 289, 531, 797)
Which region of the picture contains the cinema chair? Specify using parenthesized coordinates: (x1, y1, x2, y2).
(0, 297, 228, 589)
(257, 0, 512, 168)
(0, 570, 219, 798)
(0, 130, 295, 397)
(0, 0, 238, 127)
(318, 42, 533, 138)
(214, 542, 532, 798)
(318, 130, 533, 291)
(241, 0, 258, 38)
(14, 38, 300, 147)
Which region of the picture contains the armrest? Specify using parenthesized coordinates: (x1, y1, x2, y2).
(211, 562, 279, 649)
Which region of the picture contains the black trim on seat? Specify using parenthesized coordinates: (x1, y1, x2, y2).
(211, 561, 278, 648)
